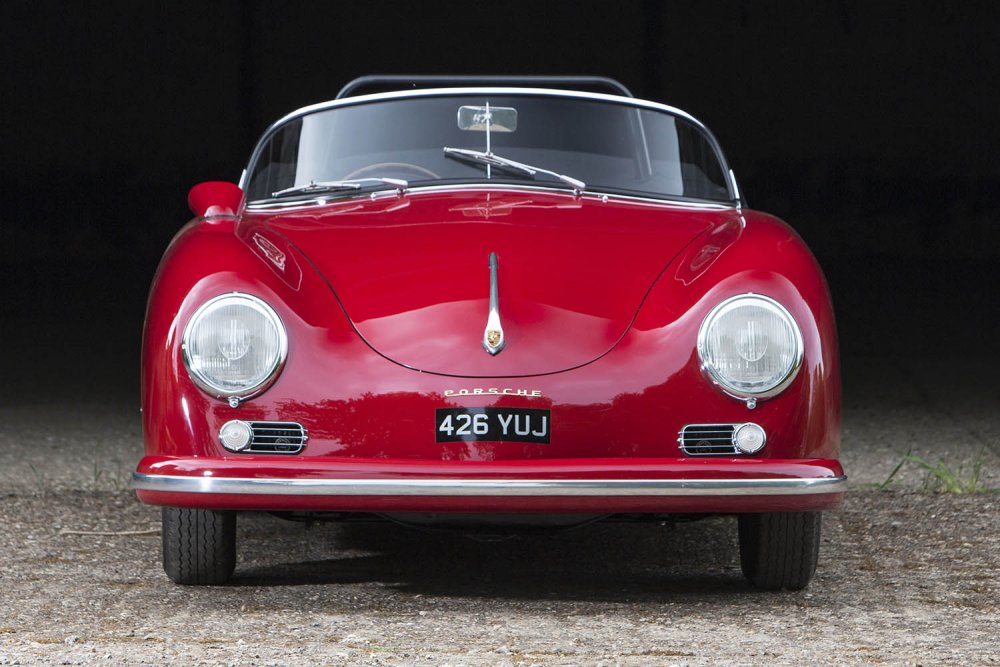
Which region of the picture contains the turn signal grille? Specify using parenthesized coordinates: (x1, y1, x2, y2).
(246, 421, 307, 454)
(678, 424, 738, 456)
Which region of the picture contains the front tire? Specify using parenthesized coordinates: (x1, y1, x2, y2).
(162, 507, 236, 585)
(738, 511, 821, 590)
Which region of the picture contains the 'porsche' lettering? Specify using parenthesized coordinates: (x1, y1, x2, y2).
(444, 388, 542, 398)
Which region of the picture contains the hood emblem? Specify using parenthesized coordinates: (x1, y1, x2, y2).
(483, 252, 505, 355)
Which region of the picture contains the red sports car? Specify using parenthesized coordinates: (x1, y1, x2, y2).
(134, 76, 844, 589)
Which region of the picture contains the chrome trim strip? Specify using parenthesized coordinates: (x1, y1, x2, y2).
(245, 183, 736, 212)
(729, 168, 742, 210)
(134, 473, 847, 497)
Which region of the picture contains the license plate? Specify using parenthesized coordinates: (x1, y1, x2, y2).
(435, 407, 550, 444)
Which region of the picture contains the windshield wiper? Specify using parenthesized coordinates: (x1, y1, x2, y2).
(272, 177, 407, 198)
(442, 147, 585, 195)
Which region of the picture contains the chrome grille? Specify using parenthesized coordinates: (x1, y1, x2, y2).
(678, 424, 738, 456)
(247, 421, 307, 454)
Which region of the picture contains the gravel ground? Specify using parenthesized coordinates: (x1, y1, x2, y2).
(0, 491, 997, 666)
(1, 355, 998, 665)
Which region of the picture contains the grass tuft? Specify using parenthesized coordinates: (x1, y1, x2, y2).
(879, 446, 993, 494)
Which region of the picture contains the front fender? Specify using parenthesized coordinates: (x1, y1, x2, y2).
(141, 216, 356, 457)
(632, 210, 840, 459)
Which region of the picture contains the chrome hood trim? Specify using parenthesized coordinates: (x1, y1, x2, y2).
(482, 251, 505, 355)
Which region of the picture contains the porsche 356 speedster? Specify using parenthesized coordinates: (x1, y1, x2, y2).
(134, 75, 844, 589)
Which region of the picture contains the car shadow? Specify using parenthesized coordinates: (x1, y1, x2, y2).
(231, 514, 762, 601)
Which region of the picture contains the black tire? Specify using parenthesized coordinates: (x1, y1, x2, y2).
(738, 511, 821, 590)
(162, 507, 236, 585)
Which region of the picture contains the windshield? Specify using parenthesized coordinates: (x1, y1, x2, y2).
(245, 94, 733, 203)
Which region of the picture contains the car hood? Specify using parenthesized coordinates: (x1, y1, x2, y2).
(255, 189, 734, 377)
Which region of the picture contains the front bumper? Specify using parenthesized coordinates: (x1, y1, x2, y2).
(134, 456, 846, 513)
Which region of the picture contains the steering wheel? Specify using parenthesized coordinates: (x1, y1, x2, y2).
(344, 162, 440, 181)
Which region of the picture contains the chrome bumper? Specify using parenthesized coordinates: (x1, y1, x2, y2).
(133, 473, 847, 497)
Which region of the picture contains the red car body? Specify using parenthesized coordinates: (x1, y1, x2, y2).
(134, 77, 844, 588)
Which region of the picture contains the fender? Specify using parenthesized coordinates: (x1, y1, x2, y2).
(141, 217, 357, 458)
(632, 209, 840, 459)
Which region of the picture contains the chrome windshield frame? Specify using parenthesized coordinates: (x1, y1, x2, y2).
(240, 87, 742, 205)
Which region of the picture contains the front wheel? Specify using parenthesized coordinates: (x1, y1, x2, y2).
(738, 512, 821, 590)
(162, 507, 236, 585)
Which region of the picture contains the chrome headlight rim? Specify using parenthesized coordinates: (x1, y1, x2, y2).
(181, 292, 289, 400)
(696, 293, 804, 400)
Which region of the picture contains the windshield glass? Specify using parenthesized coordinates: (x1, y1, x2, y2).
(246, 94, 732, 203)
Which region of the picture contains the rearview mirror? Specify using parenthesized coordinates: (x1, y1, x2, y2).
(188, 181, 244, 217)
(458, 105, 518, 133)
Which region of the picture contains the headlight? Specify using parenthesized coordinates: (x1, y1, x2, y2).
(697, 294, 803, 398)
(182, 293, 287, 400)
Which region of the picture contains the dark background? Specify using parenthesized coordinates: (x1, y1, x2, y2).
(2, 0, 998, 399)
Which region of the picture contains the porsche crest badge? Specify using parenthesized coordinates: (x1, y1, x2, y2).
(485, 329, 502, 348)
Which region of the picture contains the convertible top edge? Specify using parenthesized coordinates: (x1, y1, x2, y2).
(336, 74, 634, 99)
